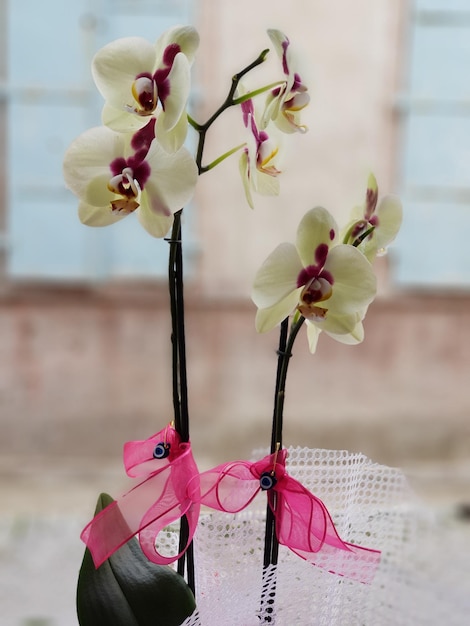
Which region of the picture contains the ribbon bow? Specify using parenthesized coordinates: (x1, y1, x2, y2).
(81, 424, 200, 567)
(188, 448, 380, 583)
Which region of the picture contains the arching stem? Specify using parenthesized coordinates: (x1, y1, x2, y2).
(167, 210, 193, 589)
(260, 314, 305, 622)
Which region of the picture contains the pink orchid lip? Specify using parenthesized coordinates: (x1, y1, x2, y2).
(284, 91, 310, 112)
(300, 276, 333, 306)
(129, 41, 183, 116)
(102, 123, 155, 216)
(109, 154, 151, 190)
(131, 43, 182, 111)
(108, 168, 140, 197)
(131, 75, 158, 114)
(107, 168, 141, 215)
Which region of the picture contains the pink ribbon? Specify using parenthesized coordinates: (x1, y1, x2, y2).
(188, 448, 381, 583)
(81, 425, 200, 568)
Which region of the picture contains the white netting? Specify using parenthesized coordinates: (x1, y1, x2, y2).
(172, 447, 469, 626)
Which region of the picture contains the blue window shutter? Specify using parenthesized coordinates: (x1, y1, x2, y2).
(395, 0, 470, 286)
(7, 0, 194, 280)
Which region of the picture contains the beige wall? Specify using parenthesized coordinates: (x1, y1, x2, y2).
(2, 289, 469, 470)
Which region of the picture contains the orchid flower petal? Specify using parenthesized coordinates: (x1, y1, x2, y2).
(91, 28, 198, 145)
(64, 123, 197, 238)
(101, 103, 150, 132)
(267, 29, 290, 73)
(274, 101, 310, 134)
(137, 197, 174, 238)
(78, 201, 127, 228)
(239, 151, 254, 209)
(323, 245, 377, 313)
(155, 25, 200, 65)
(341, 175, 403, 261)
(255, 288, 303, 333)
(156, 102, 189, 153)
(92, 37, 157, 108)
(144, 141, 198, 212)
(369, 195, 403, 251)
(63, 126, 124, 197)
(157, 53, 190, 132)
(262, 89, 284, 128)
(252, 242, 303, 308)
(239, 103, 282, 207)
(307, 309, 366, 341)
(306, 322, 321, 353)
(296, 207, 338, 267)
(263, 29, 309, 134)
(255, 170, 280, 196)
(324, 318, 365, 345)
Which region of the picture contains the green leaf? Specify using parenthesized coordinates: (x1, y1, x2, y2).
(77, 493, 196, 626)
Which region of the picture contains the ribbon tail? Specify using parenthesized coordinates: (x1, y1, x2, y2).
(81, 466, 176, 568)
(81, 495, 143, 569)
(137, 444, 201, 565)
(273, 476, 381, 584)
(138, 501, 200, 565)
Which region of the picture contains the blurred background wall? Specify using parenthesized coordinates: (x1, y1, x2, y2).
(1, 0, 469, 471)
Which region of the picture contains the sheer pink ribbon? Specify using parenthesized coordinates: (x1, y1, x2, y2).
(81, 425, 200, 568)
(188, 448, 381, 583)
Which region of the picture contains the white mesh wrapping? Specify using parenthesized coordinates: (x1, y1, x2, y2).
(168, 447, 470, 626)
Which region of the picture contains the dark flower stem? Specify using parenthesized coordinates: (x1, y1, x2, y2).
(261, 315, 305, 622)
(168, 210, 190, 441)
(190, 48, 270, 173)
(167, 210, 194, 590)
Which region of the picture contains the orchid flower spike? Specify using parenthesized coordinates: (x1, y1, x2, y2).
(239, 98, 281, 209)
(92, 26, 200, 152)
(188, 449, 381, 584)
(262, 29, 310, 134)
(342, 173, 403, 261)
(81, 425, 200, 568)
(252, 207, 377, 353)
(63, 121, 198, 238)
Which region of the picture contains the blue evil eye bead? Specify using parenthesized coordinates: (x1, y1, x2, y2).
(260, 472, 277, 490)
(153, 442, 170, 459)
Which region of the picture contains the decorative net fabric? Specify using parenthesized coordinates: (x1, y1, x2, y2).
(154, 447, 469, 626)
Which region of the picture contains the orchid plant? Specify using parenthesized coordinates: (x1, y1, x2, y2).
(63, 25, 402, 626)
